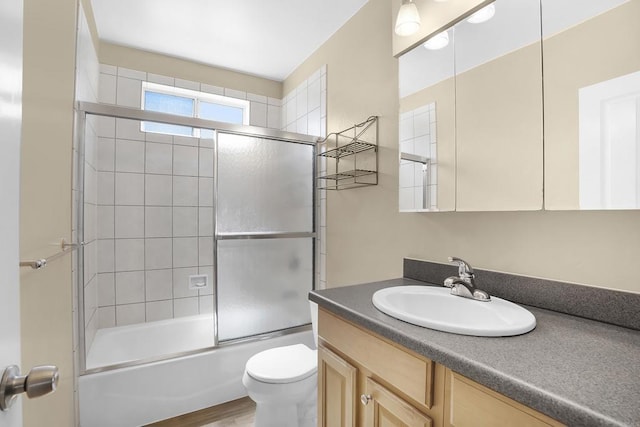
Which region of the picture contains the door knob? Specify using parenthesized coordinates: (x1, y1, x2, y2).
(360, 394, 373, 405)
(0, 365, 59, 411)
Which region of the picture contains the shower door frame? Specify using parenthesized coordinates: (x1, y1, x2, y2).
(76, 101, 318, 374)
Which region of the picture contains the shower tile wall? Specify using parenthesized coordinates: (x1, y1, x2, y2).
(94, 64, 328, 327)
(94, 118, 215, 328)
(75, 2, 100, 351)
(281, 65, 328, 289)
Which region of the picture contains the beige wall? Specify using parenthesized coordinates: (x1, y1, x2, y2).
(544, 1, 640, 210)
(21, 0, 77, 425)
(400, 78, 456, 211)
(456, 42, 543, 211)
(100, 42, 282, 99)
(284, 0, 640, 294)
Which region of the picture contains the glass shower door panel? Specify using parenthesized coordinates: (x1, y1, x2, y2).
(217, 238, 313, 341)
(217, 133, 314, 233)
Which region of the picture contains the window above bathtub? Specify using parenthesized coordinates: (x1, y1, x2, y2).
(141, 82, 250, 137)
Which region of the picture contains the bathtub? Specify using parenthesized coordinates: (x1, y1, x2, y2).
(79, 314, 313, 427)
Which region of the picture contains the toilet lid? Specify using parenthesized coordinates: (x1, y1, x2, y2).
(246, 344, 317, 384)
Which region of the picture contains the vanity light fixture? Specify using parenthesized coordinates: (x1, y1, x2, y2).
(395, 0, 421, 36)
(466, 4, 496, 24)
(423, 30, 449, 50)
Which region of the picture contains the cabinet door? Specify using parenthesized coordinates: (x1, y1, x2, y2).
(318, 345, 357, 427)
(363, 378, 433, 427)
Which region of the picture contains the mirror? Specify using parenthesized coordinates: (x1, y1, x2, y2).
(398, 0, 544, 212)
(398, 26, 456, 212)
(542, 0, 640, 210)
(454, 0, 543, 211)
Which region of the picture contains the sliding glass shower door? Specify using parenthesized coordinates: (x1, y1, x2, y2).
(215, 132, 315, 342)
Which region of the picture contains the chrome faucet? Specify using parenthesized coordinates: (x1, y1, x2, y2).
(444, 257, 491, 301)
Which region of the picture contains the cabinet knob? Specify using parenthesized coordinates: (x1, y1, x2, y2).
(360, 394, 373, 406)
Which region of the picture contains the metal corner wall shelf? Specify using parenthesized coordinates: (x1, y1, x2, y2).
(317, 116, 378, 190)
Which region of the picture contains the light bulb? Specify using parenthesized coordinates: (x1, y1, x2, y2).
(423, 31, 449, 50)
(467, 4, 496, 24)
(395, 0, 421, 36)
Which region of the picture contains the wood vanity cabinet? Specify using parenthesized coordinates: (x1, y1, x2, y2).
(317, 308, 564, 427)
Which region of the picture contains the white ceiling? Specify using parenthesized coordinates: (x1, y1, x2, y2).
(90, 0, 369, 82)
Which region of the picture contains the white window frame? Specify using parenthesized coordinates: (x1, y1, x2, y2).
(141, 81, 251, 136)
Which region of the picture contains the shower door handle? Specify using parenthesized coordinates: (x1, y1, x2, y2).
(0, 365, 59, 411)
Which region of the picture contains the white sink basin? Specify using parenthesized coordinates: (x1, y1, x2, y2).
(372, 286, 536, 337)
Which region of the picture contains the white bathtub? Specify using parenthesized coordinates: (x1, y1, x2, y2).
(79, 315, 313, 427)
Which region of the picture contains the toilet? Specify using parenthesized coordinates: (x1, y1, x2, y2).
(242, 301, 319, 427)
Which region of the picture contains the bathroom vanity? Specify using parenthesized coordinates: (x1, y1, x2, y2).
(310, 260, 640, 427)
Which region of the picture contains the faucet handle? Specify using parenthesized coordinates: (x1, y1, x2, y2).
(448, 256, 474, 277)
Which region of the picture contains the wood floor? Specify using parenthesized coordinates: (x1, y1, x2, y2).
(146, 397, 256, 427)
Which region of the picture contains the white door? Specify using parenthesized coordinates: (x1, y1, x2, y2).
(0, 0, 24, 424)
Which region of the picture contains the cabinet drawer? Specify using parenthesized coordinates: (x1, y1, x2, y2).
(319, 308, 434, 408)
(444, 370, 564, 427)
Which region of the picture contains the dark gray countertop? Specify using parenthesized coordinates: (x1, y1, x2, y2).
(310, 278, 640, 427)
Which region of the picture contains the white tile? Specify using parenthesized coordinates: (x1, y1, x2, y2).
(97, 206, 114, 239)
(145, 238, 172, 270)
(307, 108, 321, 137)
(115, 139, 145, 173)
(224, 88, 246, 99)
(83, 203, 97, 243)
(198, 178, 213, 207)
(307, 78, 321, 112)
(249, 102, 267, 128)
(198, 237, 214, 266)
(296, 116, 307, 134)
(173, 237, 198, 268)
(115, 239, 144, 272)
(83, 239, 97, 284)
(173, 267, 199, 298)
(414, 112, 430, 137)
(145, 142, 173, 174)
(116, 118, 145, 141)
(115, 271, 145, 304)
(199, 296, 214, 314)
(175, 78, 200, 91)
(286, 122, 296, 132)
(146, 174, 172, 206)
(97, 137, 115, 172)
(198, 207, 213, 236)
(285, 99, 296, 125)
(96, 116, 116, 138)
(430, 164, 438, 185)
(99, 64, 117, 75)
(145, 207, 172, 238)
(400, 116, 414, 142)
(430, 185, 438, 209)
(267, 97, 282, 107)
(117, 67, 146, 80)
(116, 303, 145, 326)
(414, 136, 430, 157)
(280, 104, 287, 129)
(296, 87, 308, 119)
(116, 76, 142, 108)
(400, 163, 415, 188)
(399, 187, 414, 211)
(145, 130, 173, 144)
(414, 186, 424, 209)
(97, 273, 115, 306)
(199, 148, 214, 177)
(97, 239, 114, 273)
(115, 206, 144, 238)
(173, 207, 198, 237)
(173, 145, 198, 176)
(83, 277, 97, 327)
(115, 173, 144, 205)
(199, 132, 215, 147)
(145, 269, 173, 301)
(414, 163, 425, 187)
(97, 172, 114, 205)
(173, 135, 198, 147)
(247, 93, 267, 103)
(174, 297, 199, 318)
(430, 122, 437, 142)
(430, 143, 438, 162)
(400, 139, 414, 154)
(173, 176, 198, 206)
(98, 306, 116, 329)
(267, 105, 281, 130)
(320, 90, 327, 117)
(200, 83, 224, 96)
(98, 73, 116, 104)
(146, 300, 173, 322)
(414, 104, 430, 115)
(147, 73, 174, 86)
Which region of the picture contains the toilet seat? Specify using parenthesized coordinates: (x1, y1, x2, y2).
(245, 344, 317, 384)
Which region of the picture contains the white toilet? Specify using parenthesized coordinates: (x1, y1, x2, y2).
(242, 301, 319, 427)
